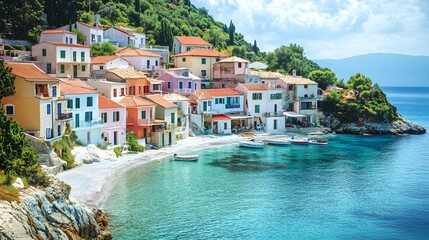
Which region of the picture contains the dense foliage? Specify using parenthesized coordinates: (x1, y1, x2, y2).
(126, 132, 145, 152)
(308, 69, 337, 90)
(321, 73, 399, 124)
(90, 41, 117, 57)
(52, 123, 77, 169)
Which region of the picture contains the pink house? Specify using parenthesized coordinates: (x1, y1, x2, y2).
(212, 56, 250, 89)
(99, 95, 127, 145)
(157, 68, 201, 96)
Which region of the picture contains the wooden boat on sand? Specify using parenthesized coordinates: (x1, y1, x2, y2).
(174, 153, 199, 161)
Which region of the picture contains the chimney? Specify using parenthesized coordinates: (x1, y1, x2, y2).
(292, 69, 297, 77)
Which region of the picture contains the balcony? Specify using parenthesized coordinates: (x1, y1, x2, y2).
(264, 112, 284, 117)
(225, 103, 241, 109)
(295, 94, 319, 101)
(56, 112, 73, 121)
(138, 118, 156, 126)
(76, 119, 103, 128)
(174, 88, 192, 94)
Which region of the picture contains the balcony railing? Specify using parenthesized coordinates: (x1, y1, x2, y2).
(225, 103, 241, 109)
(56, 112, 73, 120)
(76, 119, 103, 128)
(138, 118, 156, 126)
(295, 94, 318, 100)
(174, 88, 192, 94)
(264, 112, 284, 117)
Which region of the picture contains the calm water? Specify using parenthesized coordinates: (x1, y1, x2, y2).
(105, 87, 429, 239)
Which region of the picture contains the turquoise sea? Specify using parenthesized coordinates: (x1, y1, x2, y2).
(105, 87, 429, 239)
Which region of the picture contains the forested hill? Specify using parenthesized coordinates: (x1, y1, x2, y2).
(0, 0, 320, 76)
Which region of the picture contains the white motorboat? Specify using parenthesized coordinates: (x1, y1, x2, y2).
(290, 138, 309, 145)
(263, 139, 291, 146)
(174, 153, 199, 161)
(239, 140, 265, 149)
(308, 139, 328, 145)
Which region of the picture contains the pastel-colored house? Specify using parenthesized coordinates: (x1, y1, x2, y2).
(163, 93, 190, 133)
(58, 22, 104, 46)
(119, 96, 155, 143)
(40, 29, 77, 44)
(91, 55, 133, 78)
(173, 49, 226, 86)
(212, 56, 250, 89)
(32, 41, 91, 78)
(87, 79, 128, 103)
(157, 68, 201, 96)
(2, 62, 72, 141)
(173, 36, 212, 55)
(99, 95, 126, 146)
(144, 94, 178, 147)
(60, 80, 103, 145)
(104, 27, 146, 48)
(116, 47, 162, 71)
(235, 83, 285, 132)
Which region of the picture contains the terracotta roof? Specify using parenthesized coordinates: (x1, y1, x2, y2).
(144, 95, 177, 109)
(60, 80, 98, 94)
(174, 49, 225, 58)
(237, 84, 269, 91)
(175, 36, 212, 46)
(162, 93, 189, 101)
(5, 62, 58, 81)
(127, 78, 150, 87)
(107, 27, 134, 36)
(217, 56, 250, 63)
(212, 114, 231, 121)
(91, 55, 119, 64)
(108, 68, 147, 79)
(119, 96, 155, 107)
(42, 29, 76, 35)
(116, 47, 161, 58)
(247, 70, 284, 79)
(33, 41, 90, 49)
(279, 76, 317, 85)
(192, 88, 242, 100)
(77, 22, 98, 29)
(99, 95, 124, 109)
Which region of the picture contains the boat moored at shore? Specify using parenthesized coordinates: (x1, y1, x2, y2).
(174, 153, 200, 161)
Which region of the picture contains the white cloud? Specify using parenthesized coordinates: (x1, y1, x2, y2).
(194, 0, 429, 59)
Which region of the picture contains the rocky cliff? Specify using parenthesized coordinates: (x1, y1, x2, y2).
(325, 115, 426, 135)
(0, 178, 111, 240)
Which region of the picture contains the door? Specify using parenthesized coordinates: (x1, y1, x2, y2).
(57, 103, 62, 119)
(73, 65, 78, 78)
(47, 63, 52, 74)
(162, 133, 165, 147)
(169, 132, 172, 145)
(57, 125, 61, 137)
(274, 104, 277, 113)
(274, 119, 277, 130)
(75, 114, 80, 128)
(114, 131, 118, 145)
(203, 101, 208, 112)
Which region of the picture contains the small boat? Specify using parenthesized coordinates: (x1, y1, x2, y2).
(290, 138, 309, 145)
(173, 153, 199, 161)
(263, 139, 291, 146)
(308, 139, 328, 145)
(239, 140, 265, 149)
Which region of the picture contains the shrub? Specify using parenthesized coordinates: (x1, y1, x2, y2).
(14, 45, 26, 51)
(126, 132, 144, 152)
(113, 146, 122, 157)
(4, 44, 14, 50)
(53, 137, 75, 169)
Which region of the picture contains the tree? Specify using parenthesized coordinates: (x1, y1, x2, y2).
(203, 28, 227, 50)
(253, 40, 259, 54)
(157, 19, 173, 50)
(71, 28, 86, 45)
(0, 60, 15, 100)
(184, 0, 191, 6)
(228, 20, 235, 45)
(134, 0, 140, 12)
(90, 41, 116, 57)
(308, 69, 337, 90)
(347, 73, 373, 99)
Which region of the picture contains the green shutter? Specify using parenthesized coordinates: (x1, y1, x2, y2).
(60, 64, 65, 73)
(171, 112, 175, 124)
(81, 52, 85, 62)
(215, 98, 219, 104)
(60, 50, 65, 58)
(255, 105, 260, 113)
(141, 110, 146, 119)
(76, 98, 80, 108)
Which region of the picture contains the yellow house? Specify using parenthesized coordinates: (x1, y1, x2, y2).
(2, 62, 72, 141)
(173, 49, 226, 88)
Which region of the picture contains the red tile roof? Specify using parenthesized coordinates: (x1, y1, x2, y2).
(175, 36, 212, 46)
(42, 29, 76, 35)
(212, 114, 231, 121)
(174, 48, 225, 57)
(192, 88, 242, 100)
(99, 95, 124, 109)
(144, 95, 177, 109)
(91, 55, 119, 64)
(116, 47, 161, 58)
(237, 83, 269, 91)
(60, 80, 98, 94)
(5, 62, 58, 81)
(33, 41, 90, 48)
(119, 96, 155, 107)
(77, 22, 98, 29)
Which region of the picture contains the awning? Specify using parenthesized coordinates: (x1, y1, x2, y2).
(212, 114, 231, 121)
(283, 112, 306, 118)
(227, 115, 254, 120)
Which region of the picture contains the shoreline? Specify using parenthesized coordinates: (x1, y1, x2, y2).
(57, 134, 248, 209)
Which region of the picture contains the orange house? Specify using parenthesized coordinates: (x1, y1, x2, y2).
(119, 96, 156, 142)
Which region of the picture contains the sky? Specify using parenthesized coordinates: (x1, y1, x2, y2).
(192, 0, 429, 60)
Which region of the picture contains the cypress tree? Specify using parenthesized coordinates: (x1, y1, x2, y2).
(135, 0, 140, 12)
(228, 20, 235, 45)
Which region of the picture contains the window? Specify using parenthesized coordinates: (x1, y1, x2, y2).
(238, 62, 242, 68)
(171, 112, 175, 124)
(141, 110, 146, 119)
(73, 51, 76, 62)
(101, 112, 107, 123)
(179, 82, 183, 89)
(288, 85, 293, 91)
(75, 98, 80, 108)
(5, 104, 14, 115)
(67, 99, 73, 108)
(91, 34, 95, 43)
(47, 63, 52, 74)
(224, 122, 227, 130)
(201, 58, 206, 64)
(60, 64, 65, 73)
(97, 35, 102, 42)
(167, 82, 171, 89)
(270, 93, 282, 100)
(216, 58, 220, 62)
(186, 47, 191, 51)
(187, 82, 191, 89)
(75, 114, 80, 128)
(100, 66, 104, 70)
(81, 52, 85, 62)
(70, 38, 73, 44)
(85, 112, 92, 122)
(155, 60, 158, 66)
(66, 37, 68, 44)
(113, 89, 117, 97)
(274, 119, 277, 130)
(42, 49, 46, 56)
(252, 93, 262, 100)
(60, 50, 66, 59)
(146, 60, 150, 69)
(182, 58, 186, 62)
(201, 70, 207, 77)
(255, 105, 260, 113)
(52, 86, 57, 97)
(194, 82, 197, 90)
(113, 111, 120, 122)
(82, 65, 86, 72)
(304, 84, 308, 89)
(47, 104, 51, 115)
(87, 97, 93, 107)
(215, 98, 225, 104)
(121, 88, 125, 96)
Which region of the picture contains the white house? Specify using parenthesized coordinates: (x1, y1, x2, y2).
(163, 93, 190, 134)
(57, 22, 104, 46)
(235, 83, 286, 132)
(32, 42, 91, 78)
(40, 30, 77, 44)
(104, 27, 145, 48)
(173, 36, 212, 55)
(99, 95, 126, 146)
(116, 47, 162, 71)
(60, 80, 103, 145)
(86, 79, 128, 103)
(91, 55, 133, 78)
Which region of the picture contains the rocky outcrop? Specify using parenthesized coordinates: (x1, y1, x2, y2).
(72, 145, 117, 165)
(325, 116, 426, 135)
(0, 178, 111, 240)
(25, 134, 66, 175)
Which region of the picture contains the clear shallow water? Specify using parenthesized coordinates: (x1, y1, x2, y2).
(105, 87, 429, 239)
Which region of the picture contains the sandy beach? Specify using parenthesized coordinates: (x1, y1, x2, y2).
(57, 134, 251, 208)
